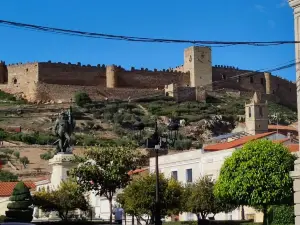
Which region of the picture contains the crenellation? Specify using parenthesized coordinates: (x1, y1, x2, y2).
(0, 46, 296, 107)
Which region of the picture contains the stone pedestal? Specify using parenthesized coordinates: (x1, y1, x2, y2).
(49, 153, 76, 190)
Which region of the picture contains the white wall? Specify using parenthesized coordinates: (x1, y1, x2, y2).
(149, 148, 263, 222)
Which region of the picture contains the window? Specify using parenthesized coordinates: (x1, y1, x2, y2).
(186, 169, 193, 183)
(13, 78, 17, 84)
(259, 106, 263, 117)
(250, 76, 254, 83)
(171, 171, 178, 181)
(260, 78, 264, 85)
(248, 107, 252, 117)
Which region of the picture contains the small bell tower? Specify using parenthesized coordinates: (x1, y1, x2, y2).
(245, 92, 269, 135)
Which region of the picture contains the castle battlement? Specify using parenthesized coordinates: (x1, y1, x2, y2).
(0, 46, 296, 107)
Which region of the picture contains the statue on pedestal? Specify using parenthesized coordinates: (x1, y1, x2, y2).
(52, 106, 76, 154)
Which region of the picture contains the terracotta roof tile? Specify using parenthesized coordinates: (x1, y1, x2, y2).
(273, 138, 290, 144)
(128, 168, 148, 175)
(204, 132, 276, 151)
(268, 125, 298, 132)
(0, 181, 36, 197)
(286, 144, 299, 153)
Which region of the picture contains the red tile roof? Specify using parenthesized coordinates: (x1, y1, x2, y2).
(128, 168, 148, 175)
(268, 125, 297, 132)
(286, 144, 299, 153)
(0, 181, 36, 197)
(273, 138, 290, 144)
(204, 132, 276, 151)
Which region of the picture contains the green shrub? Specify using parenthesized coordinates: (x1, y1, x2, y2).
(5, 181, 33, 222)
(8, 132, 55, 145)
(74, 92, 92, 107)
(40, 150, 54, 160)
(173, 139, 192, 150)
(270, 205, 294, 225)
(0, 215, 6, 222)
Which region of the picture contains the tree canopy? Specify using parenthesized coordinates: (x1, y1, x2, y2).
(183, 176, 236, 221)
(33, 179, 89, 221)
(214, 139, 296, 225)
(70, 144, 145, 224)
(5, 181, 33, 223)
(117, 173, 184, 224)
(0, 170, 18, 181)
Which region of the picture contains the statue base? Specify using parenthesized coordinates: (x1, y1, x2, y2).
(290, 152, 300, 225)
(49, 153, 76, 190)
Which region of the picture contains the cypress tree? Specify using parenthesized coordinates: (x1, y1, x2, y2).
(5, 181, 33, 222)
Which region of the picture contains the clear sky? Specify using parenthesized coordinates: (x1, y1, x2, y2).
(0, 0, 297, 81)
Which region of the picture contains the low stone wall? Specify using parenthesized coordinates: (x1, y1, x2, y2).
(35, 83, 164, 103)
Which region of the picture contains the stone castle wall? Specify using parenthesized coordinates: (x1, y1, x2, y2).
(211, 65, 297, 106)
(38, 62, 106, 86)
(110, 66, 190, 89)
(34, 83, 164, 103)
(0, 56, 296, 106)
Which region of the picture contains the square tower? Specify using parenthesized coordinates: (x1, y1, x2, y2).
(245, 92, 269, 135)
(183, 46, 212, 90)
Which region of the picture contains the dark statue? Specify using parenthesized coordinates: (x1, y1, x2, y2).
(52, 107, 76, 154)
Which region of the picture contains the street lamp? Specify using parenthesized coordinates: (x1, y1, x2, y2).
(146, 119, 180, 225)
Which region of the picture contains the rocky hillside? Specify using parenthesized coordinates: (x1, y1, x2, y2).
(0, 91, 297, 178)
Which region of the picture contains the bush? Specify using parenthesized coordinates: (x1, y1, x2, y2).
(0, 215, 6, 222)
(8, 132, 55, 145)
(173, 139, 192, 150)
(40, 150, 54, 160)
(74, 92, 92, 107)
(5, 181, 33, 222)
(270, 205, 294, 225)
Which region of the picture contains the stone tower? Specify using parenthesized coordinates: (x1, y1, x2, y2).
(245, 92, 269, 135)
(183, 46, 212, 90)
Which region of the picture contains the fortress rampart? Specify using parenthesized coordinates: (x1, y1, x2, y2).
(0, 46, 296, 106)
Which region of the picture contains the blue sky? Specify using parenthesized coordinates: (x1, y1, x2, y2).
(0, 0, 297, 81)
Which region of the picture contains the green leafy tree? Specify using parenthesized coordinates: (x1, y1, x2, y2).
(269, 205, 294, 225)
(183, 176, 236, 222)
(214, 139, 296, 225)
(70, 144, 145, 224)
(0, 149, 13, 161)
(0, 170, 18, 181)
(33, 179, 89, 221)
(5, 181, 33, 222)
(19, 156, 29, 169)
(74, 92, 92, 107)
(117, 173, 184, 224)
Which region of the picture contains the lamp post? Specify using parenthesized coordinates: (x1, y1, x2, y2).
(146, 119, 179, 225)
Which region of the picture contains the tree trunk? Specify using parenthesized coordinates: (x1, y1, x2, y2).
(241, 205, 245, 220)
(263, 206, 268, 225)
(196, 214, 201, 225)
(132, 215, 134, 225)
(109, 197, 113, 225)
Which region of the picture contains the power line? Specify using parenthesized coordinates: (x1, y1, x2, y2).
(199, 59, 297, 89)
(0, 19, 299, 47)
